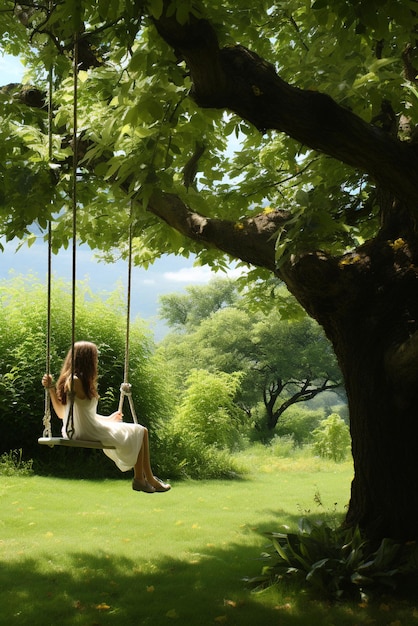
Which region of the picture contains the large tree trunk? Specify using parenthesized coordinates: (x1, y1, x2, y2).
(282, 237, 418, 542)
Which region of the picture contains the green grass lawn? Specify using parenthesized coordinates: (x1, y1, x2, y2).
(1, 451, 417, 625)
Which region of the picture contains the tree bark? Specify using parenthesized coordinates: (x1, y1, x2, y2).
(147, 190, 286, 270)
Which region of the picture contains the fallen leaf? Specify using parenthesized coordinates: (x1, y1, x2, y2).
(215, 616, 227, 623)
(147, 586, 155, 593)
(224, 600, 237, 608)
(166, 609, 178, 618)
(95, 603, 110, 611)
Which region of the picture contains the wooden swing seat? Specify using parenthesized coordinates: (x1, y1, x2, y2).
(38, 437, 115, 450)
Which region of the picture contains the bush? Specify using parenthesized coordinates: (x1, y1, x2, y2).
(157, 429, 243, 479)
(171, 369, 246, 450)
(269, 435, 295, 457)
(276, 406, 326, 445)
(0, 449, 33, 476)
(312, 413, 351, 462)
(160, 369, 247, 478)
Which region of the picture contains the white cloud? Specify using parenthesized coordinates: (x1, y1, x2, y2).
(226, 266, 249, 279)
(164, 267, 213, 283)
(163, 264, 248, 284)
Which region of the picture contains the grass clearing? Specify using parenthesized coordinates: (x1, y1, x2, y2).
(1, 452, 417, 625)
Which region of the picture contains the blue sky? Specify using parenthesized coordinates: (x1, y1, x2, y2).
(0, 53, 25, 83)
(0, 52, 241, 339)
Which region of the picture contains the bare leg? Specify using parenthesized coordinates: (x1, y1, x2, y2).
(133, 436, 145, 481)
(133, 428, 170, 493)
(132, 429, 154, 492)
(134, 428, 152, 481)
(141, 428, 154, 483)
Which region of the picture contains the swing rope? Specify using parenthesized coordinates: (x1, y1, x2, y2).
(40, 35, 138, 447)
(40, 33, 80, 444)
(118, 208, 139, 424)
(42, 61, 54, 439)
(65, 31, 79, 440)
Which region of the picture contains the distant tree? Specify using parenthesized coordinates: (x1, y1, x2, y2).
(251, 313, 341, 429)
(158, 280, 341, 430)
(159, 277, 239, 330)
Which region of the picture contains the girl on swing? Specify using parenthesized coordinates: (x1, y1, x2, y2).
(41, 340, 170, 494)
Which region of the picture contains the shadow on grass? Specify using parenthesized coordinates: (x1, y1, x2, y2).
(2, 540, 414, 626)
(34, 446, 124, 479)
(1, 546, 273, 626)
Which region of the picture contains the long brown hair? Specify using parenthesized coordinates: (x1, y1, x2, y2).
(57, 341, 99, 404)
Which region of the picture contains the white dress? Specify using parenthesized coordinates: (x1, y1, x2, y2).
(62, 396, 145, 472)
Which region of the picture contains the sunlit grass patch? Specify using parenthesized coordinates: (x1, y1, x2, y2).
(234, 444, 353, 475)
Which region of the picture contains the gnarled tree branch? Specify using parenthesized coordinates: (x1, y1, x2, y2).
(153, 6, 418, 207)
(147, 189, 288, 271)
